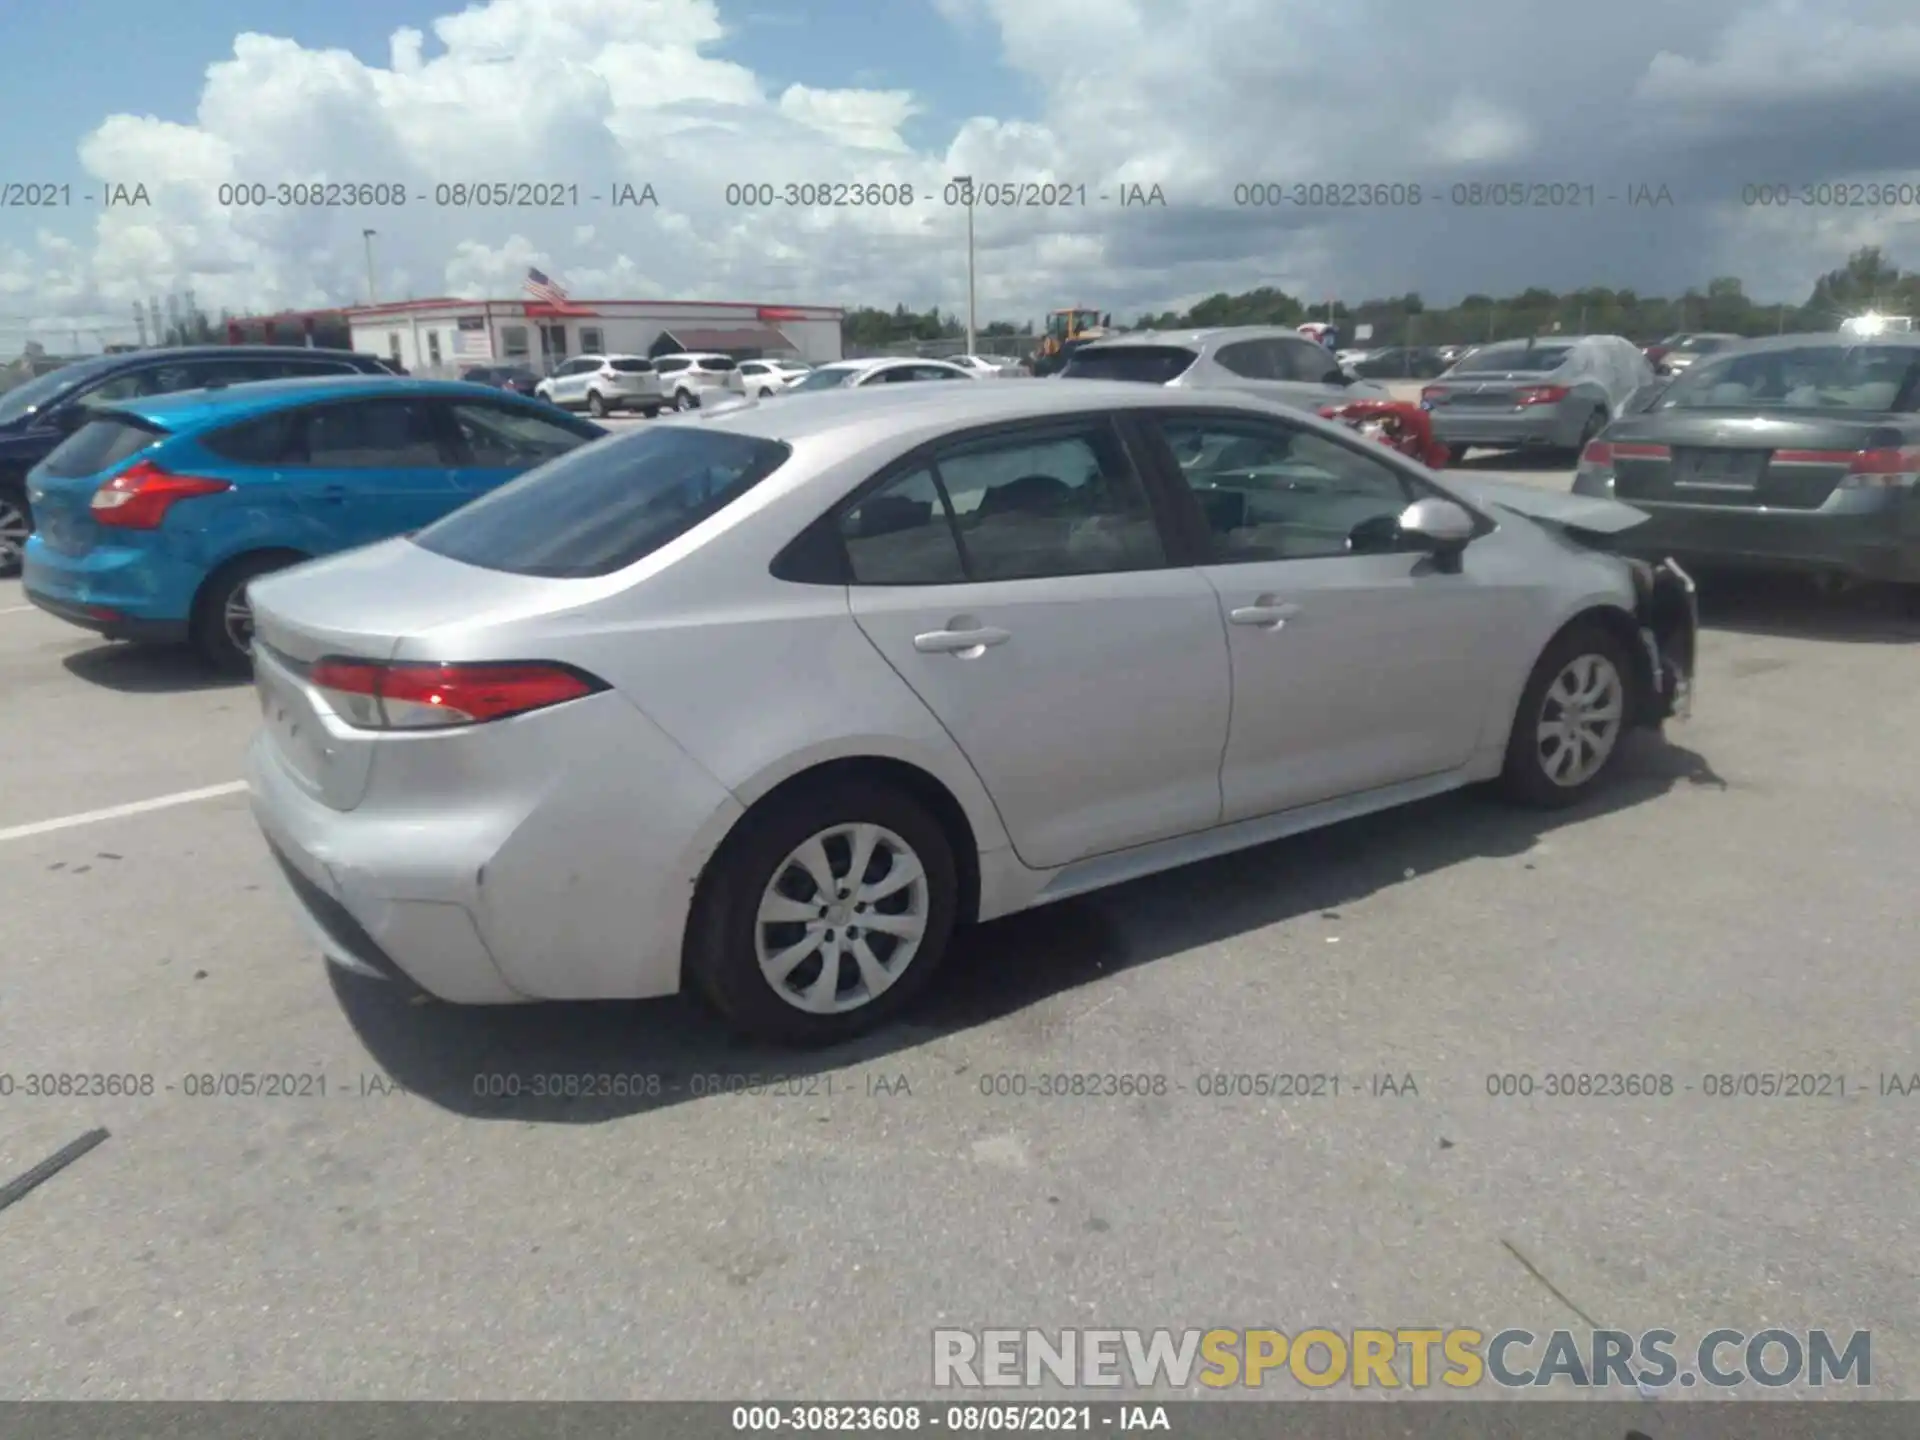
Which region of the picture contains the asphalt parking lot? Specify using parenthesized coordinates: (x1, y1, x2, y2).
(2, 447, 1918, 1400)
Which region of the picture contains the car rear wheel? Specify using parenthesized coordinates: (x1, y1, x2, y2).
(688, 778, 958, 1046)
(1573, 408, 1607, 454)
(0, 480, 29, 577)
(1499, 622, 1634, 808)
(673, 389, 696, 411)
(586, 391, 607, 417)
(191, 552, 300, 675)
(1446, 443, 1471, 465)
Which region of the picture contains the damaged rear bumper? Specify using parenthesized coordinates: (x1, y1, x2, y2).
(1628, 557, 1698, 723)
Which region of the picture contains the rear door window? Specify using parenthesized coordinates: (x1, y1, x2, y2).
(1058, 346, 1199, 384)
(298, 399, 452, 467)
(1214, 342, 1275, 379)
(39, 416, 170, 478)
(412, 426, 792, 577)
(201, 411, 306, 464)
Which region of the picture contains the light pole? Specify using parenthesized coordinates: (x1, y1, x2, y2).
(953, 175, 976, 357)
(362, 229, 378, 305)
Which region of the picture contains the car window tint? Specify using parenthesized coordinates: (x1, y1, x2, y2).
(413, 427, 791, 578)
(839, 466, 965, 585)
(1214, 341, 1273, 380)
(39, 416, 170, 478)
(655, 358, 690, 374)
(931, 423, 1167, 581)
(1059, 345, 1198, 384)
(1280, 338, 1340, 382)
(201, 412, 305, 464)
(301, 399, 448, 467)
(1153, 416, 1417, 562)
(449, 402, 594, 467)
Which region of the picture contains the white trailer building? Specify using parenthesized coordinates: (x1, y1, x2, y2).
(344, 296, 845, 377)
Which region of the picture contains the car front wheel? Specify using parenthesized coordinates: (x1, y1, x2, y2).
(1499, 622, 1635, 808)
(688, 778, 959, 1046)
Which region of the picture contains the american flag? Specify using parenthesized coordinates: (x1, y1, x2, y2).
(524, 267, 569, 306)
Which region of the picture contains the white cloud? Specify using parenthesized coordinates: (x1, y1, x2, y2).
(8, 0, 1920, 348)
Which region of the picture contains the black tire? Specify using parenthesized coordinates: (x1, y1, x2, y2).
(688, 777, 959, 1046)
(1573, 408, 1607, 455)
(190, 552, 299, 675)
(586, 391, 607, 418)
(1499, 621, 1637, 808)
(0, 477, 29, 577)
(1447, 443, 1471, 465)
(641, 405, 661, 419)
(673, 389, 696, 411)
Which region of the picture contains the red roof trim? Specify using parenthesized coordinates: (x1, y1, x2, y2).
(343, 297, 843, 317)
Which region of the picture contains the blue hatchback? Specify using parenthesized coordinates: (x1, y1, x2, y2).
(22, 376, 604, 670)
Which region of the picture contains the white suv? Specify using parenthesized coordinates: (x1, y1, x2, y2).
(535, 355, 664, 418)
(735, 359, 813, 398)
(654, 353, 742, 410)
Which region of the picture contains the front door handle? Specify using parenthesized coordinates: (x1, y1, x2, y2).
(1229, 599, 1301, 629)
(913, 626, 1011, 655)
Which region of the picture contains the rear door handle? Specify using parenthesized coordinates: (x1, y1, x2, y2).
(913, 626, 1011, 655)
(1229, 599, 1301, 628)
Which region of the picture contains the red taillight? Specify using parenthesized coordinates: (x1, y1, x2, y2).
(90, 460, 232, 530)
(1515, 385, 1570, 406)
(309, 658, 606, 730)
(1579, 440, 1613, 467)
(1419, 385, 1445, 404)
(1645, 347, 1669, 365)
(1838, 446, 1920, 489)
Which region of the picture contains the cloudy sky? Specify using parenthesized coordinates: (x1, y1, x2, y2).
(4, 0, 1920, 348)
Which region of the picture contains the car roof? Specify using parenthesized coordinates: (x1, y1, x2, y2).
(1077, 326, 1324, 351)
(655, 351, 734, 362)
(34, 344, 379, 385)
(1684, 331, 1920, 355)
(94, 375, 536, 429)
(675, 376, 1291, 443)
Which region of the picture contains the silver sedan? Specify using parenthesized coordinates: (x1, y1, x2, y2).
(245, 381, 1697, 1045)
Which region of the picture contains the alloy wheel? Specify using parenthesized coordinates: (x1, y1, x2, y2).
(0, 495, 27, 574)
(222, 582, 256, 657)
(754, 822, 930, 1015)
(1536, 653, 1624, 787)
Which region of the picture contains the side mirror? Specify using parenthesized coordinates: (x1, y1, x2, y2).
(1397, 497, 1477, 570)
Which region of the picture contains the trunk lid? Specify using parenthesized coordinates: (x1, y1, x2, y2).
(1599, 413, 1904, 510)
(1423, 374, 1559, 408)
(26, 413, 172, 555)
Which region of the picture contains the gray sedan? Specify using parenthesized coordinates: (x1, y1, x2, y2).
(1421, 335, 1655, 461)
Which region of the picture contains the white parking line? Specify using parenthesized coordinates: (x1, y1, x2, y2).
(0, 781, 249, 844)
(0, 605, 36, 616)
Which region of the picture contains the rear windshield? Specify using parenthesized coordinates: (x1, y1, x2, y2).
(1448, 342, 1574, 374)
(608, 358, 654, 373)
(411, 426, 792, 578)
(39, 415, 169, 478)
(1059, 346, 1198, 384)
(694, 357, 738, 372)
(1657, 344, 1920, 413)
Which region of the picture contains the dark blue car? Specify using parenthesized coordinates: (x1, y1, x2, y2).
(22, 376, 604, 671)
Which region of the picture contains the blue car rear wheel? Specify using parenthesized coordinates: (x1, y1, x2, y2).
(191, 551, 302, 675)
